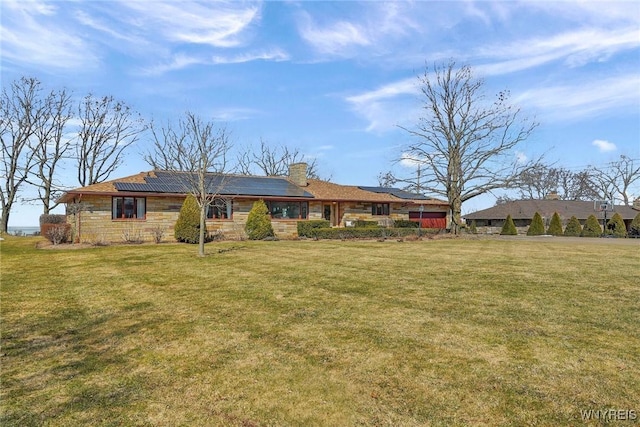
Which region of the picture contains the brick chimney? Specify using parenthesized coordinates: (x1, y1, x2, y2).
(288, 162, 308, 187)
(546, 192, 560, 200)
(633, 197, 640, 211)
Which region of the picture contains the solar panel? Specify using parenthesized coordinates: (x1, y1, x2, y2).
(115, 172, 314, 198)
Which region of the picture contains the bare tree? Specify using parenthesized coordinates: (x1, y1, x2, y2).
(26, 87, 73, 213)
(236, 139, 320, 178)
(76, 94, 146, 186)
(398, 61, 538, 234)
(589, 156, 640, 205)
(0, 77, 46, 232)
(516, 164, 599, 201)
(145, 112, 231, 257)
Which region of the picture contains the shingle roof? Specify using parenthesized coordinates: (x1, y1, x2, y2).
(464, 199, 640, 221)
(58, 170, 449, 205)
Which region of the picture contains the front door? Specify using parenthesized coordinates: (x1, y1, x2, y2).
(323, 204, 331, 222)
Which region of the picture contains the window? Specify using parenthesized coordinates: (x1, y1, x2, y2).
(372, 203, 390, 216)
(267, 201, 308, 219)
(207, 198, 232, 219)
(112, 197, 146, 219)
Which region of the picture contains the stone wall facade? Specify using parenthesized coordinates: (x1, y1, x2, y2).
(67, 195, 449, 243)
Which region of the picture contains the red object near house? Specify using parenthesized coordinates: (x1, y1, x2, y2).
(408, 211, 447, 229)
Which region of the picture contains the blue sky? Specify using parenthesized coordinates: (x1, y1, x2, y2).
(2, 0, 639, 227)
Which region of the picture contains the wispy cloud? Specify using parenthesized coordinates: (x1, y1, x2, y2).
(298, 12, 371, 56)
(212, 49, 289, 64)
(0, 0, 99, 70)
(118, 1, 261, 48)
(515, 72, 640, 121)
(210, 107, 261, 122)
(592, 139, 617, 153)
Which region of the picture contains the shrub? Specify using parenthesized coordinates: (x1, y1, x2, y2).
(175, 194, 203, 244)
(310, 227, 437, 240)
(393, 220, 419, 228)
(41, 223, 71, 245)
(150, 226, 165, 244)
(468, 220, 478, 234)
(581, 214, 602, 237)
(630, 212, 640, 238)
(39, 214, 66, 226)
(354, 220, 379, 228)
(297, 220, 331, 237)
(527, 212, 545, 236)
(563, 216, 582, 237)
(245, 200, 274, 240)
(606, 212, 627, 237)
(547, 212, 563, 236)
(500, 214, 517, 235)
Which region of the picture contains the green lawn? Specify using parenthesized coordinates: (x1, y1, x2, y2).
(1, 236, 638, 426)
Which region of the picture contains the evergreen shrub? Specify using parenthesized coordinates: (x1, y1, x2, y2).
(245, 200, 275, 240)
(297, 220, 330, 237)
(606, 212, 627, 237)
(527, 212, 545, 236)
(500, 214, 517, 235)
(175, 194, 202, 244)
(630, 212, 640, 238)
(547, 212, 563, 236)
(563, 216, 582, 237)
(581, 214, 602, 237)
(393, 220, 419, 228)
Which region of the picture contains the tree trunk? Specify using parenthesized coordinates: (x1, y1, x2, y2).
(450, 197, 462, 235)
(1, 208, 10, 233)
(198, 204, 206, 257)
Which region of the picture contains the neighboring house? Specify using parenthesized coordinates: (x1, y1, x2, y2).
(58, 163, 449, 243)
(464, 198, 640, 234)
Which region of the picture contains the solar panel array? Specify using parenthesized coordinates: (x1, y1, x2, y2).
(114, 171, 314, 198)
(358, 186, 430, 200)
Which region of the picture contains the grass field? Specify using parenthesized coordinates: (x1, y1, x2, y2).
(1, 235, 638, 426)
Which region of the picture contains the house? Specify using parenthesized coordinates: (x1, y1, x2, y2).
(58, 163, 449, 242)
(464, 198, 640, 234)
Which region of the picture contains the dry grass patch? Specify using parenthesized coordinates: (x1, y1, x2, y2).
(1, 235, 638, 425)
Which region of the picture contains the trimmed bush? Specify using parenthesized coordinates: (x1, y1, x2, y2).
(547, 212, 563, 236)
(245, 200, 275, 240)
(500, 214, 517, 235)
(39, 214, 66, 226)
(310, 227, 438, 240)
(563, 216, 582, 237)
(527, 212, 545, 236)
(297, 220, 331, 238)
(581, 214, 602, 237)
(630, 212, 640, 238)
(394, 219, 419, 228)
(606, 212, 627, 237)
(354, 220, 379, 228)
(468, 220, 478, 234)
(175, 194, 202, 244)
(41, 223, 71, 245)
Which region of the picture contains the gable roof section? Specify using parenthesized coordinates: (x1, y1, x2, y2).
(58, 170, 448, 205)
(464, 199, 639, 221)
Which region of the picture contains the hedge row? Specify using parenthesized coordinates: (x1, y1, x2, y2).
(301, 227, 440, 239)
(297, 220, 330, 237)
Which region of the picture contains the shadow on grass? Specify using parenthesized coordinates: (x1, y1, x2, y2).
(1, 302, 161, 426)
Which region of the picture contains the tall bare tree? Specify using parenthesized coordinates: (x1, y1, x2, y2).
(76, 94, 146, 186)
(0, 77, 46, 232)
(145, 112, 231, 257)
(398, 61, 538, 234)
(589, 156, 640, 205)
(26, 87, 73, 213)
(516, 164, 599, 201)
(236, 139, 320, 178)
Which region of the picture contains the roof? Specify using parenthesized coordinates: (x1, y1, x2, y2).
(464, 199, 640, 221)
(59, 170, 448, 205)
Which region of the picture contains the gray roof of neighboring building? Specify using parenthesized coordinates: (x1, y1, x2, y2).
(357, 186, 433, 200)
(464, 199, 640, 221)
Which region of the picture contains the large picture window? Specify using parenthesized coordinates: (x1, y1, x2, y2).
(372, 203, 390, 216)
(207, 198, 232, 219)
(268, 201, 308, 219)
(112, 197, 146, 219)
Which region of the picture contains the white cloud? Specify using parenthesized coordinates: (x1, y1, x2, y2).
(515, 151, 528, 164)
(592, 139, 617, 153)
(211, 49, 290, 64)
(298, 13, 371, 56)
(515, 72, 640, 121)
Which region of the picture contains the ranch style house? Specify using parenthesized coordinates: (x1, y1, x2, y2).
(58, 163, 449, 243)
